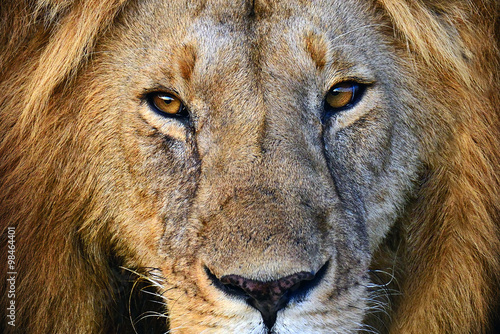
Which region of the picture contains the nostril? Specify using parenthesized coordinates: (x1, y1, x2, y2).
(205, 266, 249, 299)
(288, 260, 329, 303)
(205, 262, 329, 329)
(220, 271, 314, 328)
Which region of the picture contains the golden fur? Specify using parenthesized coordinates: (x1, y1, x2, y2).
(1, 0, 499, 333)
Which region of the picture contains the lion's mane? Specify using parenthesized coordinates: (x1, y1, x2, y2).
(1, 0, 499, 333)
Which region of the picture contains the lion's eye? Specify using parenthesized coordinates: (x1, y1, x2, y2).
(323, 82, 365, 120)
(147, 92, 188, 118)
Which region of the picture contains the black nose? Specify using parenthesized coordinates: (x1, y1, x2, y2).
(213, 270, 317, 329)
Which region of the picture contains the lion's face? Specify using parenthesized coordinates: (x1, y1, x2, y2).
(81, 0, 422, 332)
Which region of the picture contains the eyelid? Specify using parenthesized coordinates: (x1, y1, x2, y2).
(326, 76, 374, 91)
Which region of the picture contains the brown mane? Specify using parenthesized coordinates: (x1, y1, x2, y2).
(376, 1, 500, 332)
(1, 0, 499, 333)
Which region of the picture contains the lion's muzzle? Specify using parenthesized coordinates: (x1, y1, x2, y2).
(205, 263, 328, 329)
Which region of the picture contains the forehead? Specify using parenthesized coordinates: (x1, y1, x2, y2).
(101, 0, 392, 135)
(112, 0, 381, 72)
(129, 0, 370, 26)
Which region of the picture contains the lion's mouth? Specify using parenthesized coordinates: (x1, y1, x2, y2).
(204, 261, 330, 329)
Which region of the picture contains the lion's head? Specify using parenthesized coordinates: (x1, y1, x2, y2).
(1, 0, 499, 333)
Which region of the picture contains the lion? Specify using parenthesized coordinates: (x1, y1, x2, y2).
(1, 0, 499, 333)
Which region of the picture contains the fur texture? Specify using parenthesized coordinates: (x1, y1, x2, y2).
(1, 0, 499, 333)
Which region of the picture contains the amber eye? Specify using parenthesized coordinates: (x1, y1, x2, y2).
(323, 82, 365, 121)
(326, 82, 361, 108)
(147, 92, 188, 118)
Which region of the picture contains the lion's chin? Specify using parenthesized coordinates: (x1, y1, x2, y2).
(167, 305, 367, 334)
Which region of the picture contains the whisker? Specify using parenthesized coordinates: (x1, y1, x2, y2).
(119, 266, 169, 332)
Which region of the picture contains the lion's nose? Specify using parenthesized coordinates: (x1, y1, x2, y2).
(220, 272, 314, 328)
(207, 266, 325, 329)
